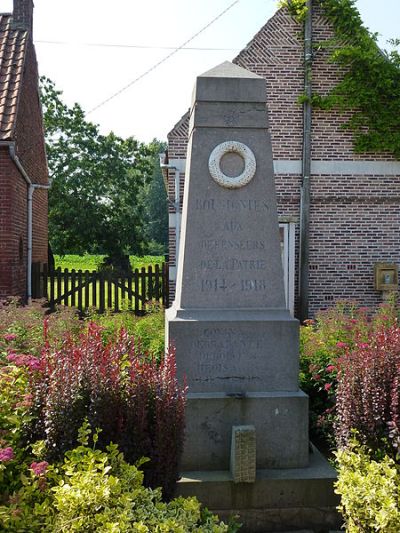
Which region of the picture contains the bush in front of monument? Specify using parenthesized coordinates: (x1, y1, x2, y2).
(335, 320, 400, 456)
(299, 300, 398, 448)
(0, 421, 233, 532)
(4, 318, 186, 500)
(306, 301, 400, 532)
(335, 437, 400, 533)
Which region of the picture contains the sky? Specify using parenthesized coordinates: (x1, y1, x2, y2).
(3, 0, 399, 142)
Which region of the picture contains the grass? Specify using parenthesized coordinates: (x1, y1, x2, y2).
(54, 254, 165, 271)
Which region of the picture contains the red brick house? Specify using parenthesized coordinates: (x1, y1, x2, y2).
(0, 0, 49, 301)
(164, 3, 400, 319)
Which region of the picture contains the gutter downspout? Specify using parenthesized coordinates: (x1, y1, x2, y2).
(299, 0, 313, 322)
(8, 144, 50, 303)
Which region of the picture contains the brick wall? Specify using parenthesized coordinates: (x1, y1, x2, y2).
(167, 5, 400, 317)
(0, 147, 27, 297)
(0, 40, 48, 299)
(15, 41, 49, 267)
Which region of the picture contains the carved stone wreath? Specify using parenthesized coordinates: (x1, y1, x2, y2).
(208, 141, 257, 189)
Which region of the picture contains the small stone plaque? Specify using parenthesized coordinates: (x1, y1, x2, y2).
(230, 425, 256, 483)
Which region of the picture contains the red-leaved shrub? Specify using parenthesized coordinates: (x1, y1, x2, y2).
(335, 324, 400, 456)
(27, 322, 186, 499)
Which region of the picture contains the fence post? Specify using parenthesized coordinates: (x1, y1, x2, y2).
(31, 262, 40, 299)
(42, 263, 48, 299)
(162, 262, 170, 308)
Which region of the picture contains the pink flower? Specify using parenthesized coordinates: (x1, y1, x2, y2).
(312, 374, 321, 381)
(324, 383, 332, 392)
(357, 342, 369, 350)
(6, 354, 40, 371)
(336, 341, 347, 349)
(3, 333, 17, 342)
(30, 461, 48, 476)
(0, 447, 14, 462)
(326, 365, 336, 373)
(26, 356, 41, 371)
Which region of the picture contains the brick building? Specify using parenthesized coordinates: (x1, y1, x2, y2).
(163, 3, 400, 318)
(0, 0, 49, 301)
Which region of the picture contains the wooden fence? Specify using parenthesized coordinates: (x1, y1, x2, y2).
(32, 263, 169, 315)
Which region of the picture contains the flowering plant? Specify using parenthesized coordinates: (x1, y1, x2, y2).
(300, 299, 399, 448)
(26, 323, 186, 498)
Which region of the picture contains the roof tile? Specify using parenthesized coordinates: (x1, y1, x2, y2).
(0, 14, 28, 140)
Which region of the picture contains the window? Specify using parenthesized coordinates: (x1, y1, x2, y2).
(279, 223, 295, 315)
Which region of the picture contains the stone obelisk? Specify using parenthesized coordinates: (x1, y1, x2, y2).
(166, 61, 308, 470)
(167, 62, 339, 531)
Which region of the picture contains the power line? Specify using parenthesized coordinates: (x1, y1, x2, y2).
(35, 40, 239, 52)
(87, 0, 240, 114)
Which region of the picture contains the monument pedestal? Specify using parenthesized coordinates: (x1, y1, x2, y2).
(167, 307, 310, 471)
(176, 446, 341, 533)
(183, 391, 308, 471)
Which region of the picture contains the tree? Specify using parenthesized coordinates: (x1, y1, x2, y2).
(139, 140, 169, 255)
(40, 77, 154, 268)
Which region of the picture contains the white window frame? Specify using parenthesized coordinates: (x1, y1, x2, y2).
(279, 222, 295, 315)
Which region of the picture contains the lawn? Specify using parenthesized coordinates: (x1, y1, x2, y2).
(54, 254, 165, 272)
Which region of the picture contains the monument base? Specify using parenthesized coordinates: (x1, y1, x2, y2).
(166, 308, 301, 393)
(183, 392, 309, 471)
(176, 445, 342, 533)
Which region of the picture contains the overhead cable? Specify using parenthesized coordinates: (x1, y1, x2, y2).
(87, 0, 240, 114)
(35, 40, 239, 52)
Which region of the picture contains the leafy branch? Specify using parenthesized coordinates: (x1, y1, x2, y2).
(280, 0, 400, 158)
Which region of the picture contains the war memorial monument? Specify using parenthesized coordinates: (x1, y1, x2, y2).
(166, 62, 340, 532)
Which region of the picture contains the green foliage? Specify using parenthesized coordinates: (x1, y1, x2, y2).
(278, 0, 308, 22)
(0, 423, 234, 532)
(0, 300, 80, 357)
(93, 307, 165, 362)
(130, 308, 165, 362)
(335, 437, 400, 532)
(54, 254, 164, 272)
(315, 0, 400, 158)
(280, 0, 400, 158)
(41, 77, 156, 262)
(139, 140, 169, 255)
(300, 299, 399, 446)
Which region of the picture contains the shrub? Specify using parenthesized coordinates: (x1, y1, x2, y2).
(300, 299, 399, 448)
(335, 324, 400, 456)
(0, 423, 234, 532)
(27, 323, 185, 498)
(131, 306, 165, 362)
(91, 306, 165, 362)
(0, 299, 80, 357)
(300, 302, 369, 445)
(0, 352, 39, 499)
(335, 438, 400, 532)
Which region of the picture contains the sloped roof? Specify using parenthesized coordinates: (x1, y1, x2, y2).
(0, 14, 28, 140)
(168, 109, 189, 139)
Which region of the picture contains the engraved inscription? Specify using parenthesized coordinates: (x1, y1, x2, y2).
(223, 110, 240, 127)
(224, 220, 243, 233)
(201, 279, 229, 292)
(200, 258, 267, 271)
(241, 279, 267, 291)
(200, 278, 267, 292)
(201, 239, 265, 251)
(192, 328, 264, 381)
(195, 198, 269, 211)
